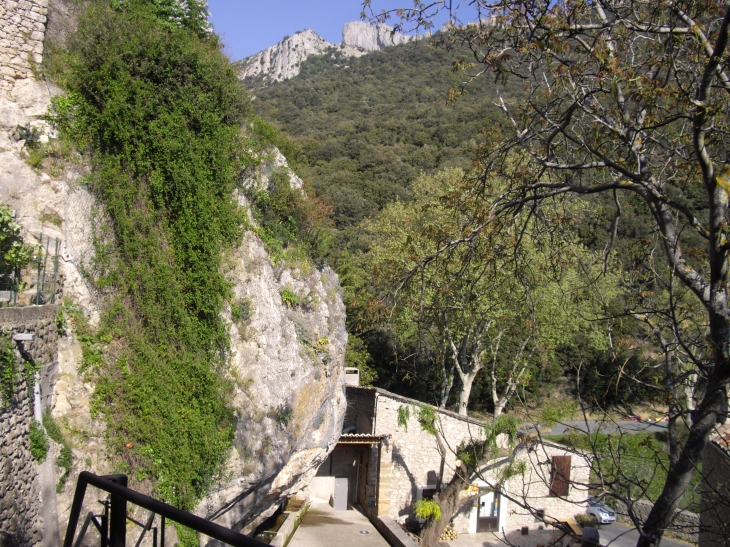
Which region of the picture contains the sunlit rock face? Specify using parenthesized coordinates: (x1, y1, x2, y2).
(197, 222, 348, 536)
(341, 21, 415, 51)
(234, 22, 416, 84)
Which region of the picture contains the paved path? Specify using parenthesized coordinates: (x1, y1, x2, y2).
(443, 523, 691, 547)
(289, 502, 389, 547)
(598, 523, 692, 547)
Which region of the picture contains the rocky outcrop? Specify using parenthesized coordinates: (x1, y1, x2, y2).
(235, 22, 416, 84)
(1, 0, 349, 542)
(341, 21, 415, 51)
(197, 226, 347, 536)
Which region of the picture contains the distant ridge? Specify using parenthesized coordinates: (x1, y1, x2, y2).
(233, 22, 417, 84)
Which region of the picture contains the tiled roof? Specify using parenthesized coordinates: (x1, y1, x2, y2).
(337, 433, 389, 444)
(710, 423, 730, 456)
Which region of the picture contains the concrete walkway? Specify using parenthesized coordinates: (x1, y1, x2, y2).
(289, 502, 390, 547)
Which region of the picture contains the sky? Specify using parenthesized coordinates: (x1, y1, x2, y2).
(206, 1, 464, 62)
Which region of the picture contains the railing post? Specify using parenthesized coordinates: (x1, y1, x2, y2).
(62, 474, 88, 547)
(108, 475, 128, 547)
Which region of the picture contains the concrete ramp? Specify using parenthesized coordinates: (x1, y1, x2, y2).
(289, 502, 389, 547)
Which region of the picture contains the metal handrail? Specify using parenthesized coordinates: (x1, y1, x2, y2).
(64, 471, 268, 547)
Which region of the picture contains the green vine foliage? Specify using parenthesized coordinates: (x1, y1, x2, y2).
(29, 420, 49, 462)
(48, 1, 253, 508)
(43, 412, 73, 493)
(0, 333, 17, 405)
(397, 404, 410, 432)
(247, 169, 333, 266)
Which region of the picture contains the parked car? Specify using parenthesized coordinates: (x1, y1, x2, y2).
(586, 497, 617, 524)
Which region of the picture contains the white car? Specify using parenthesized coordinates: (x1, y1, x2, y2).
(586, 497, 617, 524)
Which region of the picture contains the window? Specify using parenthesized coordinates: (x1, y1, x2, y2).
(549, 456, 571, 497)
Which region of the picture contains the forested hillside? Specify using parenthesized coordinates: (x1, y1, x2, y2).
(250, 37, 671, 415)
(251, 42, 527, 257)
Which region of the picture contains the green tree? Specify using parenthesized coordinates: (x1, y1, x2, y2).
(0, 203, 34, 292)
(367, 0, 730, 544)
(362, 169, 613, 416)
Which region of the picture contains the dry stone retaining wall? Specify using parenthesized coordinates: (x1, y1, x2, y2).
(0, 0, 48, 93)
(700, 441, 730, 546)
(616, 499, 699, 544)
(0, 305, 60, 413)
(0, 361, 42, 547)
(0, 305, 60, 547)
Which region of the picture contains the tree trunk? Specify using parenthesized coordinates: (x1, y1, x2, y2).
(636, 380, 728, 546)
(440, 353, 455, 409)
(493, 398, 507, 419)
(458, 374, 475, 416)
(419, 464, 470, 547)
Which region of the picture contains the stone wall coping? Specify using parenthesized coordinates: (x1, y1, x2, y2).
(708, 437, 730, 459)
(347, 386, 487, 428)
(709, 423, 730, 457)
(0, 304, 59, 325)
(371, 516, 419, 547)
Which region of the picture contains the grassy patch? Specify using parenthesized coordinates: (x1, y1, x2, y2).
(43, 412, 73, 492)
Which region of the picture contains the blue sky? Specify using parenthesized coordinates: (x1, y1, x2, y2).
(207, 1, 376, 61)
(206, 1, 467, 61)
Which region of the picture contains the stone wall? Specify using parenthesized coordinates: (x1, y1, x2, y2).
(0, 305, 60, 547)
(0, 359, 42, 546)
(369, 388, 487, 523)
(699, 440, 729, 546)
(616, 498, 699, 543)
(503, 441, 592, 531)
(0, 0, 48, 93)
(0, 305, 60, 414)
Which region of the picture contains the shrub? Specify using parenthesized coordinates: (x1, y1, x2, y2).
(414, 499, 442, 522)
(280, 287, 301, 308)
(29, 420, 49, 462)
(47, 0, 248, 507)
(575, 513, 596, 527)
(230, 297, 253, 324)
(274, 403, 294, 427)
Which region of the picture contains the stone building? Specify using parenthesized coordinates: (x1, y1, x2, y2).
(700, 423, 730, 546)
(307, 386, 591, 535)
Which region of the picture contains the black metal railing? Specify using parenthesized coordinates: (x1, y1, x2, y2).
(64, 472, 269, 547)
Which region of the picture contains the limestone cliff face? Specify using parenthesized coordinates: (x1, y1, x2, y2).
(234, 29, 340, 83)
(341, 21, 416, 51)
(1, 0, 348, 540)
(235, 22, 416, 84)
(197, 226, 347, 535)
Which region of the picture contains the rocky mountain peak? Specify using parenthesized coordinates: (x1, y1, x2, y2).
(235, 21, 417, 84)
(341, 21, 415, 51)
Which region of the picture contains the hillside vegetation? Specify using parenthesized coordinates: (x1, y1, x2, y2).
(251, 41, 527, 257)
(45, 0, 268, 508)
(251, 39, 669, 415)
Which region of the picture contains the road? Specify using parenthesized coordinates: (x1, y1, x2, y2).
(597, 523, 692, 547)
(519, 420, 669, 437)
